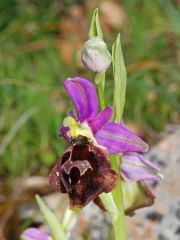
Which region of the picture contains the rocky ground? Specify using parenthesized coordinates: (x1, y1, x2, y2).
(127, 125, 180, 240)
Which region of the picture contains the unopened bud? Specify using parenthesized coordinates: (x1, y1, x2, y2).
(81, 37, 111, 72)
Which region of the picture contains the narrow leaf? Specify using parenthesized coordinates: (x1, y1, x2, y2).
(35, 195, 67, 240)
(112, 34, 127, 123)
(0, 107, 37, 156)
(89, 8, 103, 38)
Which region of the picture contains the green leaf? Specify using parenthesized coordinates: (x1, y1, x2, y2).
(112, 34, 127, 123)
(110, 34, 128, 240)
(164, 0, 180, 35)
(35, 195, 67, 240)
(89, 8, 103, 38)
(0, 107, 38, 156)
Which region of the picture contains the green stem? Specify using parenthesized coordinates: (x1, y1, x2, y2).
(61, 208, 75, 232)
(110, 155, 127, 240)
(99, 193, 118, 221)
(95, 72, 126, 240)
(95, 71, 105, 110)
(89, 9, 127, 239)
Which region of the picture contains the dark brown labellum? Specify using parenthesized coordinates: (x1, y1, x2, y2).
(49, 138, 118, 209)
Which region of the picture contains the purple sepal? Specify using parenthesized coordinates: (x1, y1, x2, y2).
(59, 125, 70, 143)
(21, 228, 50, 240)
(94, 122, 149, 154)
(88, 106, 112, 133)
(63, 77, 98, 123)
(68, 110, 77, 120)
(121, 153, 163, 182)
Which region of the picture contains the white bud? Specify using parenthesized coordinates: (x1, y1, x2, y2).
(81, 37, 111, 72)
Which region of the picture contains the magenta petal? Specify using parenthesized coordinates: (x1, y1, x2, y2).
(94, 123, 149, 154)
(63, 77, 98, 122)
(88, 106, 112, 133)
(121, 153, 163, 182)
(68, 110, 77, 120)
(21, 228, 50, 240)
(59, 125, 71, 143)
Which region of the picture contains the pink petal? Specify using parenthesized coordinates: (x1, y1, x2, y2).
(88, 106, 112, 133)
(21, 228, 50, 240)
(121, 153, 163, 182)
(63, 77, 98, 122)
(94, 122, 149, 154)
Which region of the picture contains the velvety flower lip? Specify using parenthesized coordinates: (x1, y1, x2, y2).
(49, 140, 118, 209)
(61, 77, 149, 154)
(21, 228, 51, 240)
(120, 153, 163, 182)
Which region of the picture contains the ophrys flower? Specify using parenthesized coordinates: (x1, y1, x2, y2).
(49, 77, 162, 213)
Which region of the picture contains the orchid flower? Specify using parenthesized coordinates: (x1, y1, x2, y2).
(21, 228, 52, 240)
(49, 77, 162, 214)
(60, 77, 148, 154)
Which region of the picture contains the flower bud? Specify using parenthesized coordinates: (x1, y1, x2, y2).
(81, 36, 111, 72)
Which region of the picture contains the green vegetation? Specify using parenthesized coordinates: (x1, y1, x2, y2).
(0, 0, 179, 177)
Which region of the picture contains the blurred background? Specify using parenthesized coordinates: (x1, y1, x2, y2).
(0, 0, 179, 239)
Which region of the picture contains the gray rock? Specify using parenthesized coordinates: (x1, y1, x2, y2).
(127, 125, 180, 240)
(157, 198, 180, 240)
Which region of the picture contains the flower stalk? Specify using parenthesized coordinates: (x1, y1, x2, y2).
(62, 208, 76, 232)
(89, 9, 127, 240)
(110, 155, 127, 240)
(95, 71, 105, 110)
